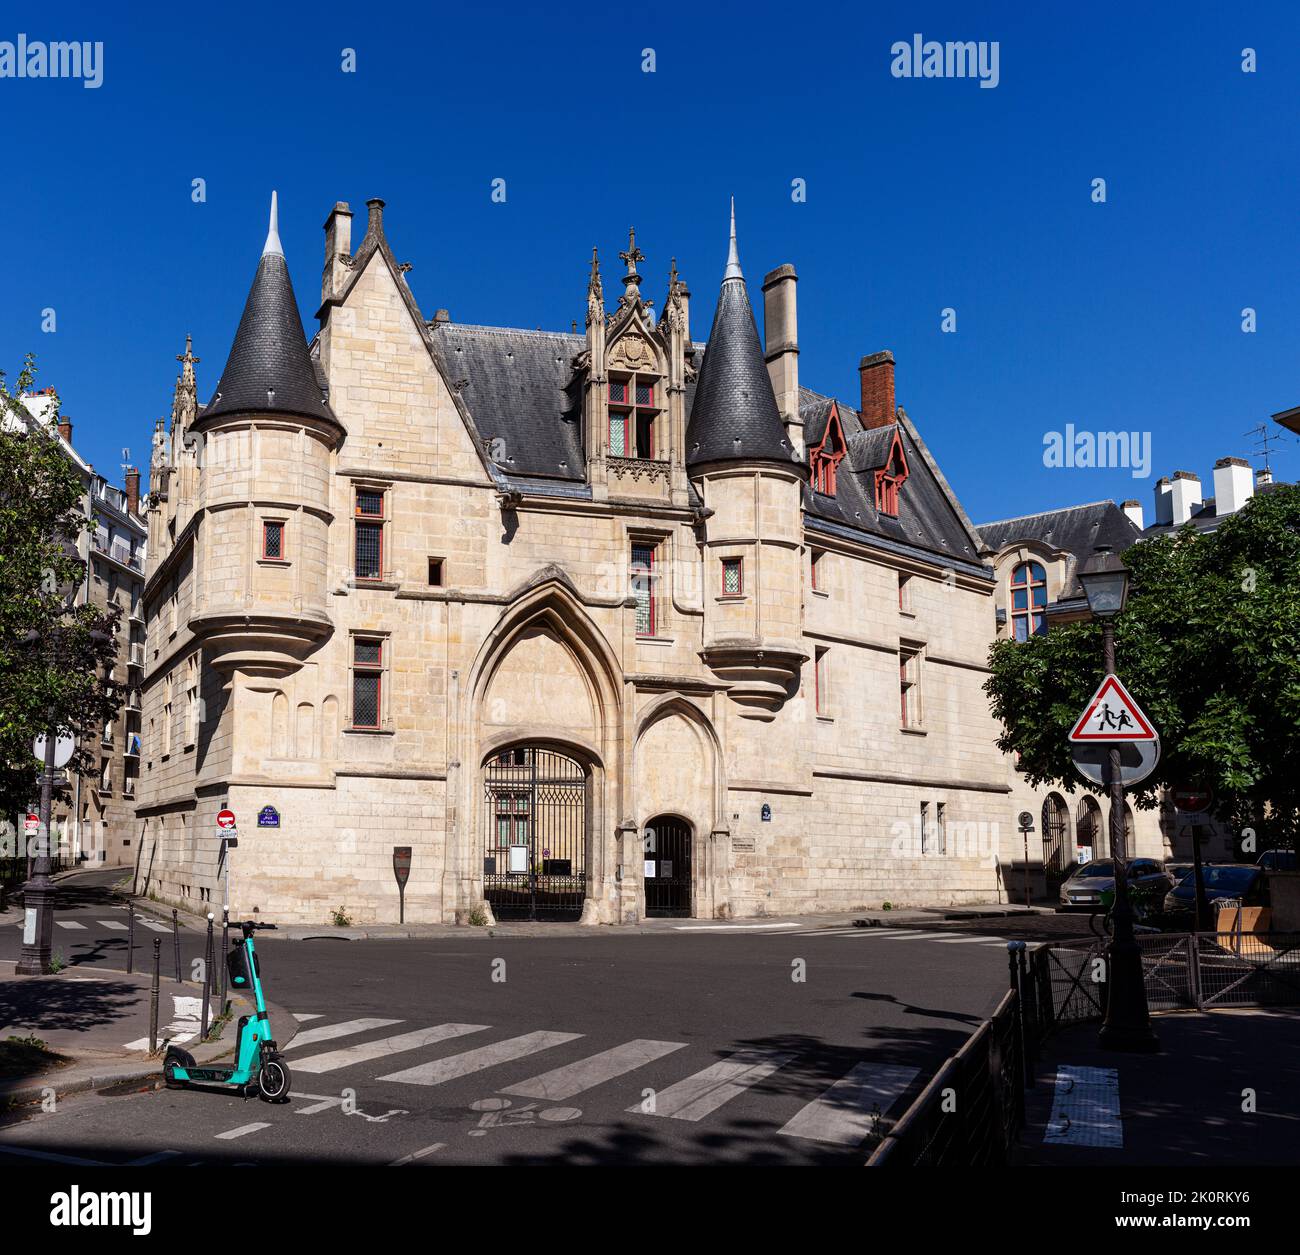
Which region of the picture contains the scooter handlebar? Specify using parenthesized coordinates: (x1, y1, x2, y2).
(236, 921, 278, 934)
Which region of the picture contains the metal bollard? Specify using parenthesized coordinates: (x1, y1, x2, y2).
(200, 913, 214, 1042)
(149, 938, 161, 1054)
(172, 908, 182, 982)
(127, 901, 136, 974)
(218, 906, 229, 1006)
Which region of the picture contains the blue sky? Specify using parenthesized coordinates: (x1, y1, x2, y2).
(4, 0, 1299, 524)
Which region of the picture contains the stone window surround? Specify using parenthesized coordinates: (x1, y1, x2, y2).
(627, 525, 672, 641)
(899, 639, 925, 732)
(258, 514, 289, 565)
(346, 628, 393, 733)
(351, 479, 391, 585)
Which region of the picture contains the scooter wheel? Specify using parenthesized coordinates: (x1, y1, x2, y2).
(163, 1059, 182, 1089)
(258, 1055, 292, 1103)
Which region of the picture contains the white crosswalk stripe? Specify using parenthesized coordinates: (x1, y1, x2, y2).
(876, 931, 953, 942)
(137, 919, 172, 932)
(630, 1050, 797, 1121)
(284, 1017, 404, 1051)
(379, 1031, 583, 1087)
(292, 1012, 324, 1022)
(933, 935, 1002, 944)
(55, 920, 87, 930)
(98, 920, 128, 930)
(778, 1062, 920, 1146)
(294, 1024, 491, 1074)
(503, 1039, 687, 1101)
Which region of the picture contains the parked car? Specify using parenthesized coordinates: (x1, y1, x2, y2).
(1162, 863, 1267, 922)
(1058, 858, 1173, 909)
(1257, 850, 1297, 872)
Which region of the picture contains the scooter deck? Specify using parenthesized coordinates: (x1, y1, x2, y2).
(176, 1067, 247, 1084)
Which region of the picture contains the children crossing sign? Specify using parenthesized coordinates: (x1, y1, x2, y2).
(1068, 674, 1157, 742)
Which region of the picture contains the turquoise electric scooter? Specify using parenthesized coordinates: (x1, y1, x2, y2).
(164, 921, 292, 1102)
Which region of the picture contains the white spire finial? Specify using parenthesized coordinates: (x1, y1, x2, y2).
(262, 190, 283, 258)
(724, 196, 743, 281)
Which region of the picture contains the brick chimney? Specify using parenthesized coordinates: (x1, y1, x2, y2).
(859, 351, 896, 429)
(762, 265, 801, 456)
(57, 417, 73, 444)
(125, 467, 140, 517)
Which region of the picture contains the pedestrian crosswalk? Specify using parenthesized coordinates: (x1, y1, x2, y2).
(282, 1013, 924, 1149)
(791, 925, 1009, 947)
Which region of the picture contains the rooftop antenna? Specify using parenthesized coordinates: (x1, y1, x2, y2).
(1244, 422, 1287, 478)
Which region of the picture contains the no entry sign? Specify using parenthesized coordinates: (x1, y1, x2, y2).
(1068, 675, 1157, 742)
(1174, 785, 1214, 814)
(24, 814, 39, 834)
(217, 809, 237, 831)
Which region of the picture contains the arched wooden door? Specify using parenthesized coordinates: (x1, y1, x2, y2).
(643, 815, 692, 918)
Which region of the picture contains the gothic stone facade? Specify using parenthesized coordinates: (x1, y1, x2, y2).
(137, 197, 1020, 925)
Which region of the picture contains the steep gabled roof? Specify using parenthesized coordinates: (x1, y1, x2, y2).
(799, 386, 987, 570)
(977, 500, 1140, 560)
(686, 205, 795, 469)
(202, 194, 337, 428)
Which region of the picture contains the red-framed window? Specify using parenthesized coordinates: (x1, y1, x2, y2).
(809, 405, 846, 496)
(1010, 561, 1048, 640)
(609, 374, 660, 459)
(873, 430, 910, 516)
(900, 645, 922, 727)
(351, 637, 383, 728)
(631, 542, 657, 635)
(354, 488, 385, 581)
(810, 549, 824, 592)
(721, 556, 743, 596)
(814, 646, 828, 715)
(898, 571, 913, 612)
(261, 520, 285, 560)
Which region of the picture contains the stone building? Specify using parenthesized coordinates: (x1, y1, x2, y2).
(137, 194, 1022, 925)
(6, 393, 146, 865)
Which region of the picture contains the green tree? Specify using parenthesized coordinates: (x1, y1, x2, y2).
(985, 484, 1300, 849)
(0, 356, 121, 834)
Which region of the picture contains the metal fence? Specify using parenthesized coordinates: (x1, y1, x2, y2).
(869, 929, 1300, 1167)
(868, 986, 1025, 1166)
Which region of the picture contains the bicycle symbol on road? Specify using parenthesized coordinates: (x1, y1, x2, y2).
(467, 1096, 582, 1136)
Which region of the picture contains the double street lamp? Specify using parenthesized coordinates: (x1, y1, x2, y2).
(1077, 546, 1159, 1053)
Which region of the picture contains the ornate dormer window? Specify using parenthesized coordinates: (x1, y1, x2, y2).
(873, 428, 910, 516)
(809, 403, 846, 495)
(608, 373, 660, 459)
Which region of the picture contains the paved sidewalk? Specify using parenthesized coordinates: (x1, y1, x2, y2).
(1019, 1008, 1300, 1165)
(0, 962, 292, 1112)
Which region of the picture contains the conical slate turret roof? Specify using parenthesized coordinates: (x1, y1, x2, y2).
(686, 201, 794, 467)
(203, 193, 336, 425)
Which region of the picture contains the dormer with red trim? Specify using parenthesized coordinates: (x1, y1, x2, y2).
(872, 428, 909, 516)
(809, 401, 846, 496)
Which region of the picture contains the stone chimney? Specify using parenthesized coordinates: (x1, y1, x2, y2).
(677, 280, 691, 346)
(1121, 499, 1144, 530)
(57, 417, 73, 444)
(859, 351, 896, 430)
(125, 467, 140, 517)
(1169, 470, 1202, 525)
(321, 201, 353, 304)
(1212, 457, 1254, 517)
(762, 265, 801, 456)
(1153, 477, 1173, 525)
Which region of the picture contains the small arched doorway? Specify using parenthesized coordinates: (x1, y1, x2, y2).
(482, 744, 588, 921)
(643, 814, 692, 918)
(1077, 795, 1104, 862)
(1042, 793, 1070, 891)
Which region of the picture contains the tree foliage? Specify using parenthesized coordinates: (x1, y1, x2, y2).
(0, 356, 121, 823)
(985, 484, 1300, 848)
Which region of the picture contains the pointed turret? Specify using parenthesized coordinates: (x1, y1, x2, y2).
(201, 193, 337, 427)
(686, 202, 793, 468)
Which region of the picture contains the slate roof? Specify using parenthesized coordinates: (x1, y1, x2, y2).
(203, 251, 336, 426)
(799, 387, 987, 570)
(977, 500, 1140, 561)
(429, 323, 587, 481)
(1140, 480, 1291, 538)
(686, 275, 796, 468)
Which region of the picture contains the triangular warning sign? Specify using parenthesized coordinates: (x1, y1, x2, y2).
(1068, 674, 1157, 742)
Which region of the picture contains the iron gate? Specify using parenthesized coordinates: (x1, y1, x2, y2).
(644, 815, 692, 917)
(483, 746, 587, 920)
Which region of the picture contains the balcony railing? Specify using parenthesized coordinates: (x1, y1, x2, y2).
(128, 644, 145, 668)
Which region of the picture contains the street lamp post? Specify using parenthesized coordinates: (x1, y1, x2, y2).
(1077, 546, 1159, 1053)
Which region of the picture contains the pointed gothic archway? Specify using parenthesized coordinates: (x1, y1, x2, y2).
(643, 814, 693, 917)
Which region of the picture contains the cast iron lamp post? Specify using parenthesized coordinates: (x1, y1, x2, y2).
(1077, 546, 1159, 1052)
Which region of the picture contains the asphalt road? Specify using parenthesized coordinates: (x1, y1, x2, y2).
(0, 872, 1021, 1166)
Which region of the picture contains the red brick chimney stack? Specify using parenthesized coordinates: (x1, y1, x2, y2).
(859, 351, 896, 429)
(125, 467, 140, 517)
(57, 417, 73, 443)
